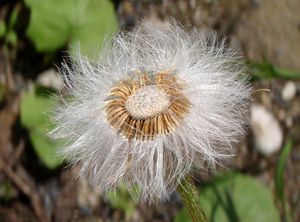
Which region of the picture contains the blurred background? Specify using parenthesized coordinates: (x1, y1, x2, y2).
(0, 0, 299, 221)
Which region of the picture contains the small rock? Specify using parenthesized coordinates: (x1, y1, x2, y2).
(285, 117, 293, 128)
(37, 69, 63, 90)
(281, 81, 296, 101)
(250, 104, 283, 156)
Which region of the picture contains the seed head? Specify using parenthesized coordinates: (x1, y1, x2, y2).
(52, 20, 250, 202)
(105, 72, 190, 140)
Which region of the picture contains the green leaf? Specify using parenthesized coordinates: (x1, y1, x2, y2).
(273, 67, 300, 79)
(275, 140, 293, 222)
(275, 140, 292, 202)
(29, 128, 63, 169)
(175, 173, 280, 222)
(20, 87, 55, 129)
(24, 0, 118, 58)
(248, 60, 300, 80)
(5, 30, 18, 46)
(0, 20, 6, 38)
(8, 6, 19, 29)
(20, 86, 62, 169)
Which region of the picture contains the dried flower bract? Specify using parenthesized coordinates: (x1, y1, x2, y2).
(105, 71, 190, 140)
(51, 20, 250, 202)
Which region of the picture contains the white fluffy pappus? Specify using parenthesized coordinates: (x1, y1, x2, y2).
(51, 20, 251, 202)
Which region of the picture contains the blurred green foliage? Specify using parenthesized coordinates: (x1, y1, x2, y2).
(0, 21, 6, 38)
(18, 0, 119, 169)
(20, 86, 63, 169)
(107, 184, 138, 219)
(0, 6, 19, 46)
(249, 61, 300, 80)
(275, 140, 293, 222)
(176, 172, 280, 222)
(0, 180, 14, 203)
(24, 0, 118, 58)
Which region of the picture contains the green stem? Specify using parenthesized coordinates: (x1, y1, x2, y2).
(177, 175, 207, 222)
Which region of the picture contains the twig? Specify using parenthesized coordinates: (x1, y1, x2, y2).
(3, 47, 15, 91)
(0, 158, 49, 222)
(7, 139, 25, 167)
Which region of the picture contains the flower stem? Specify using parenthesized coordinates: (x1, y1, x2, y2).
(177, 175, 207, 222)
